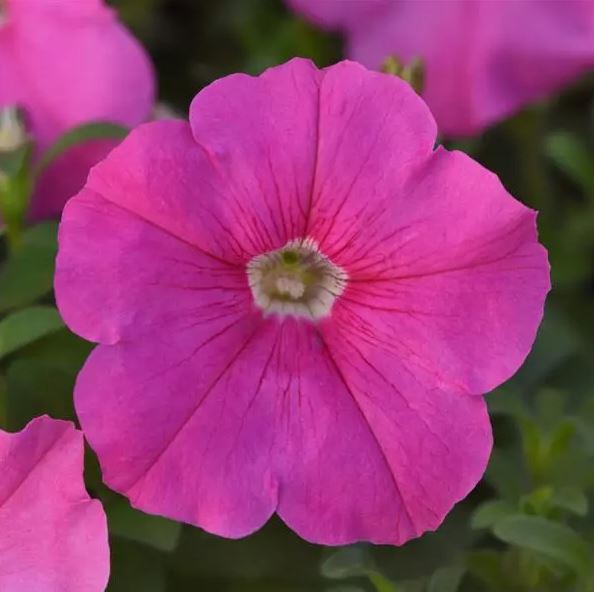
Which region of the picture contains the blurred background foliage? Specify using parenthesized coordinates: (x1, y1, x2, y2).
(1, 0, 594, 590)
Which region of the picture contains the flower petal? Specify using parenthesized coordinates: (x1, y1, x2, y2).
(75, 320, 280, 539)
(56, 178, 250, 345)
(0, 416, 109, 592)
(30, 140, 116, 220)
(189, 59, 435, 246)
(1, 0, 155, 218)
(4, 1, 154, 146)
(291, 0, 594, 136)
(75, 314, 489, 545)
(188, 58, 322, 249)
(319, 148, 549, 395)
(305, 60, 437, 244)
(286, 0, 388, 33)
(307, 318, 492, 544)
(79, 117, 306, 264)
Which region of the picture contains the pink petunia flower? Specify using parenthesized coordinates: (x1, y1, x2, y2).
(55, 59, 550, 545)
(0, 0, 155, 219)
(288, 0, 594, 136)
(0, 416, 109, 591)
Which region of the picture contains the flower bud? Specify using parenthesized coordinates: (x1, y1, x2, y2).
(0, 106, 28, 153)
(381, 55, 425, 95)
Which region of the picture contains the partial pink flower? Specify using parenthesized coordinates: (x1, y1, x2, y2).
(55, 59, 550, 545)
(0, 416, 109, 591)
(288, 0, 594, 136)
(0, 0, 155, 218)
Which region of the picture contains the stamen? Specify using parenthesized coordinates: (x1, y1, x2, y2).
(247, 237, 348, 320)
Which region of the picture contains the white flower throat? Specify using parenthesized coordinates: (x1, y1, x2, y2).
(247, 237, 348, 320)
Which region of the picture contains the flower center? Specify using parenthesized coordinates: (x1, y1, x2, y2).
(247, 237, 348, 320)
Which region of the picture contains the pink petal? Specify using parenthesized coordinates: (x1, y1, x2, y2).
(188, 58, 322, 248)
(74, 315, 490, 545)
(274, 321, 492, 545)
(75, 323, 279, 539)
(191, 58, 435, 241)
(290, 0, 594, 136)
(56, 175, 251, 345)
(314, 148, 549, 395)
(75, 117, 305, 264)
(0, 416, 109, 592)
(58, 60, 433, 270)
(285, 0, 388, 31)
(0, 0, 155, 217)
(29, 140, 117, 220)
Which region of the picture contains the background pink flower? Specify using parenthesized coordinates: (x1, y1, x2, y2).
(0, 0, 155, 218)
(288, 0, 594, 136)
(55, 59, 549, 545)
(0, 416, 109, 592)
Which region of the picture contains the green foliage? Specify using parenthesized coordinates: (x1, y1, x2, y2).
(0, 306, 63, 359)
(493, 515, 592, 575)
(0, 222, 58, 311)
(426, 566, 465, 592)
(33, 122, 129, 178)
(106, 497, 183, 553)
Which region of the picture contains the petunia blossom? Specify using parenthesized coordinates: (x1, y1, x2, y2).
(288, 0, 594, 136)
(0, 416, 109, 591)
(55, 59, 550, 545)
(0, 0, 155, 219)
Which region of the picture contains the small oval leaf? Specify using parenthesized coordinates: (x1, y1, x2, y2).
(493, 515, 592, 575)
(34, 121, 128, 177)
(471, 500, 515, 530)
(107, 498, 182, 553)
(0, 306, 64, 359)
(321, 547, 372, 580)
(427, 565, 465, 592)
(0, 222, 58, 312)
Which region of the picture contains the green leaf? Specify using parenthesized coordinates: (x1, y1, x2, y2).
(520, 486, 554, 514)
(519, 416, 546, 479)
(107, 498, 182, 553)
(552, 487, 589, 516)
(493, 515, 593, 575)
(546, 132, 594, 196)
(0, 145, 29, 178)
(546, 420, 577, 464)
(471, 500, 516, 529)
(368, 572, 400, 592)
(427, 565, 465, 592)
(0, 306, 63, 359)
(574, 417, 594, 455)
(34, 121, 128, 177)
(321, 547, 371, 580)
(0, 222, 58, 312)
